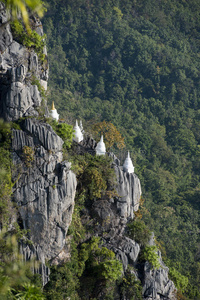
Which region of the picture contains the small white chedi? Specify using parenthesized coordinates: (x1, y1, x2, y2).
(79, 120, 84, 134)
(96, 135, 106, 155)
(73, 120, 84, 143)
(50, 101, 59, 121)
(123, 151, 134, 173)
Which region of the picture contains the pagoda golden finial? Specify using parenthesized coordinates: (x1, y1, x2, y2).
(51, 101, 55, 110)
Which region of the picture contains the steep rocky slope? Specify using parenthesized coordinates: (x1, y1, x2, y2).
(0, 4, 176, 299)
(0, 2, 48, 121)
(12, 119, 77, 285)
(75, 147, 176, 299)
(0, 4, 77, 285)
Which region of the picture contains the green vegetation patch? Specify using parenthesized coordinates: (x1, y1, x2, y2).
(141, 245, 161, 270)
(48, 119, 74, 149)
(127, 218, 152, 247)
(69, 152, 117, 200)
(119, 266, 143, 300)
(11, 19, 46, 62)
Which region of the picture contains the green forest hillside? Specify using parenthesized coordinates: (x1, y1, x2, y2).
(43, 0, 200, 298)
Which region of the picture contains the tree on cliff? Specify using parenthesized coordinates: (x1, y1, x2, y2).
(92, 121, 125, 151)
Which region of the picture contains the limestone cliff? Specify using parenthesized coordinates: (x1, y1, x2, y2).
(78, 146, 176, 299)
(12, 119, 77, 284)
(0, 2, 48, 121)
(0, 4, 176, 299)
(0, 4, 77, 285)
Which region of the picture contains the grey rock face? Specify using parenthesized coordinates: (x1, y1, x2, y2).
(0, 3, 13, 53)
(142, 252, 176, 300)
(1, 4, 76, 286)
(0, 6, 48, 122)
(12, 121, 77, 284)
(23, 118, 64, 151)
(84, 160, 142, 272)
(114, 165, 142, 219)
(105, 236, 140, 271)
(80, 148, 175, 299)
(141, 233, 176, 299)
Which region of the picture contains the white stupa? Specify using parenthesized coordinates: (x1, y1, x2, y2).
(50, 101, 59, 121)
(96, 135, 106, 155)
(80, 120, 84, 134)
(73, 120, 83, 143)
(123, 151, 134, 173)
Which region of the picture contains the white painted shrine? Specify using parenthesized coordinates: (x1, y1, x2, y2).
(96, 135, 106, 155)
(80, 120, 84, 134)
(50, 101, 59, 121)
(123, 151, 134, 173)
(73, 120, 84, 143)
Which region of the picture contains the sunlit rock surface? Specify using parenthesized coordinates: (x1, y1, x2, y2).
(12, 120, 77, 285)
(0, 5, 76, 285)
(0, 3, 48, 122)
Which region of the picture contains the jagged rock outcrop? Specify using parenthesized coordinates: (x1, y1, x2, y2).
(139, 234, 176, 300)
(0, 3, 13, 53)
(0, 3, 48, 121)
(0, 5, 77, 285)
(12, 119, 77, 284)
(114, 165, 142, 219)
(142, 258, 176, 300)
(105, 236, 140, 271)
(80, 148, 176, 299)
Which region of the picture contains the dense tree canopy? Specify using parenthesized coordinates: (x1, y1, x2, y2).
(43, 0, 200, 298)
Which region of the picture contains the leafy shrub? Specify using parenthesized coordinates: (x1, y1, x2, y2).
(0, 165, 13, 226)
(70, 153, 116, 200)
(77, 237, 123, 299)
(11, 122, 21, 131)
(120, 266, 143, 300)
(127, 219, 151, 246)
(15, 283, 45, 300)
(49, 120, 74, 149)
(11, 20, 46, 61)
(0, 119, 11, 149)
(22, 146, 35, 167)
(0, 120, 13, 226)
(141, 245, 161, 269)
(113, 7, 123, 20)
(80, 237, 123, 282)
(169, 267, 189, 294)
(92, 121, 125, 151)
(67, 190, 86, 243)
(0, 230, 44, 299)
(86, 166, 107, 198)
(31, 76, 46, 99)
(2, 0, 46, 30)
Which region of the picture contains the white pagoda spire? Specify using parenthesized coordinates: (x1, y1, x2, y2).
(79, 120, 84, 134)
(96, 135, 106, 156)
(123, 151, 134, 173)
(73, 120, 83, 143)
(50, 101, 59, 121)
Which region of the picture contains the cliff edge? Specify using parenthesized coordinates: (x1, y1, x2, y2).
(0, 4, 176, 298)
(0, 5, 77, 285)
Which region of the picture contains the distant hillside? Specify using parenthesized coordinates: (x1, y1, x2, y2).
(43, 0, 200, 298)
